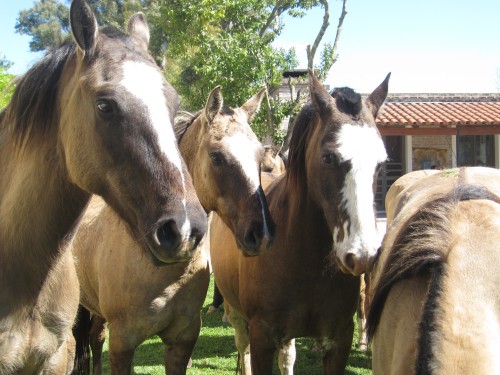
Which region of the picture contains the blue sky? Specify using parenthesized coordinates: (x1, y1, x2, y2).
(2, 0, 499, 93)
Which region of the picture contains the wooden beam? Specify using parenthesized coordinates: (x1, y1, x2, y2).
(378, 126, 500, 136)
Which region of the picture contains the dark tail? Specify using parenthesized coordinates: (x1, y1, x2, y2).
(71, 304, 91, 375)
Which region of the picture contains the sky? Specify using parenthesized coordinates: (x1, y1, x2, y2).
(1, 0, 499, 93)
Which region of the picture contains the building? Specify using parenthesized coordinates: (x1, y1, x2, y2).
(271, 71, 500, 213)
(375, 93, 500, 212)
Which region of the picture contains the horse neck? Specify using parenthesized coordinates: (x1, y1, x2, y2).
(418, 201, 500, 374)
(0, 134, 89, 306)
(270, 176, 331, 255)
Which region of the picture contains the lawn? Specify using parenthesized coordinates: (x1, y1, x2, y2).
(95, 276, 373, 374)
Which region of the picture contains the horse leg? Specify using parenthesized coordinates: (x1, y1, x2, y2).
(207, 281, 224, 314)
(226, 305, 252, 375)
(89, 315, 107, 375)
(278, 339, 296, 375)
(321, 321, 354, 375)
(357, 274, 368, 351)
(107, 324, 136, 375)
(248, 321, 276, 375)
(159, 316, 201, 375)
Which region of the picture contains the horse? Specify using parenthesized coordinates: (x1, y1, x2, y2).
(71, 86, 274, 374)
(356, 168, 440, 351)
(0, 0, 207, 373)
(210, 70, 390, 374)
(208, 144, 286, 315)
(367, 167, 500, 375)
(261, 145, 286, 174)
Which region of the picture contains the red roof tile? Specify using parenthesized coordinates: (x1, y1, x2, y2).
(375, 94, 500, 128)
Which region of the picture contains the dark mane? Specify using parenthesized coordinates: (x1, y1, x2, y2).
(331, 87, 362, 117)
(174, 110, 201, 143)
(2, 41, 76, 146)
(286, 103, 316, 194)
(367, 183, 500, 342)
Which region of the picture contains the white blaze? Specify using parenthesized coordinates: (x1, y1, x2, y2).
(120, 61, 191, 236)
(222, 132, 261, 192)
(335, 123, 387, 259)
(222, 131, 271, 237)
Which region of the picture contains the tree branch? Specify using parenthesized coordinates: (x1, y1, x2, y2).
(306, 0, 329, 70)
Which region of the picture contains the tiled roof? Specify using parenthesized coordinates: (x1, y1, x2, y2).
(376, 94, 500, 127)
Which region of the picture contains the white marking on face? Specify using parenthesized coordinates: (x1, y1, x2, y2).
(335, 123, 387, 260)
(120, 61, 191, 236)
(222, 131, 261, 192)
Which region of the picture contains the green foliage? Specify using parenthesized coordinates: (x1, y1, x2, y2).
(0, 68, 15, 109)
(15, 0, 70, 51)
(0, 54, 13, 70)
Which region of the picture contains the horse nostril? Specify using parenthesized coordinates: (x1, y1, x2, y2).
(244, 226, 263, 250)
(155, 219, 181, 251)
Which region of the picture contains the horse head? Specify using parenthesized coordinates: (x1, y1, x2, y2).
(60, 0, 207, 264)
(179, 87, 275, 256)
(304, 71, 389, 276)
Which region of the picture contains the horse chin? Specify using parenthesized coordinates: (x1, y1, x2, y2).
(235, 237, 273, 257)
(144, 241, 197, 267)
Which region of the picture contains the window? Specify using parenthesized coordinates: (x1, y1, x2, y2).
(457, 135, 495, 167)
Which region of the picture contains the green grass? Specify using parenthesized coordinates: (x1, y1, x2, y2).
(95, 276, 372, 374)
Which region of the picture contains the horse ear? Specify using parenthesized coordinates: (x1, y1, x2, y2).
(205, 86, 223, 123)
(70, 0, 98, 56)
(240, 87, 266, 121)
(366, 73, 391, 118)
(127, 12, 150, 51)
(308, 69, 333, 117)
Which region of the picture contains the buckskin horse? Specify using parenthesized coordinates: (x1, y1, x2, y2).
(210, 70, 390, 374)
(71, 86, 274, 374)
(0, 1, 206, 373)
(367, 167, 500, 375)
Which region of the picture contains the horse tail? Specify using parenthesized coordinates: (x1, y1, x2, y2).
(72, 304, 91, 375)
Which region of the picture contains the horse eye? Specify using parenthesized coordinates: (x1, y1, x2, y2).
(96, 99, 113, 114)
(322, 153, 335, 165)
(210, 152, 224, 166)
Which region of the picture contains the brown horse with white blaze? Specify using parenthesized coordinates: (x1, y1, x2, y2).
(0, 0, 206, 373)
(367, 167, 500, 375)
(72, 86, 273, 374)
(210, 71, 390, 374)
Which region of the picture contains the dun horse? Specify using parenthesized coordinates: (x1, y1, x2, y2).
(367, 167, 500, 375)
(72, 86, 274, 374)
(0, 1, 206, 373)
(210, 70, 390, 374)
(356, 169, 440, 351)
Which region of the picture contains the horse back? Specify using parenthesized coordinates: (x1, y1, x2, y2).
(370, 167, 500, 374)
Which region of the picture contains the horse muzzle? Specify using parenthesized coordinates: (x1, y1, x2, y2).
(146, 211, 207, 265)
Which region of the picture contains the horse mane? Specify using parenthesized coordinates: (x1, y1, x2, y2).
(286, 103, 316, 195)
(1, 26, 146, 148)
(366, 183, 500, 343)
(174, 110, 201, 142)
(1, 41, 76, 146)
(331, 87, 362, 117)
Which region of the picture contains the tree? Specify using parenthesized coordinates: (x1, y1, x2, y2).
(0, 54, 13, 70)
(0, 68, 15, 109)
(15, 0, 70, 51)
(158, 0, 347, 145)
